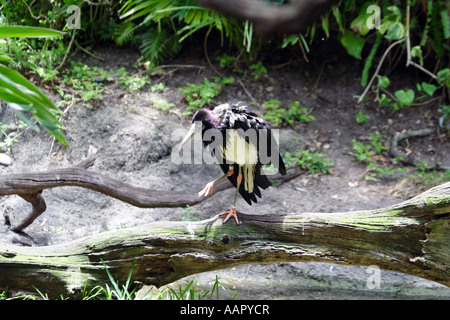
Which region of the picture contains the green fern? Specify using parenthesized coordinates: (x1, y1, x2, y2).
(119, 0, 252, 65)
(139, 27, 180, 65)
(113, 22, 135, 46)
(430, 0, 444, 57)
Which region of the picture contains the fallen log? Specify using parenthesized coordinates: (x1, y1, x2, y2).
(0, 180, 448, 298)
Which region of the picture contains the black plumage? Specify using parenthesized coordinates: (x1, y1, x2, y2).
(179, 102, 286, 223)
(215, 104, 286, 205)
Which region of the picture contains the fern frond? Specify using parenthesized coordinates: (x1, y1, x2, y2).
(113, 22, 135, 46)
(140, 27, 180, 66)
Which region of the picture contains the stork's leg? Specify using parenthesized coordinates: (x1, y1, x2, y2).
(198, 167, 234, 197)
(219, 166, 242, 224)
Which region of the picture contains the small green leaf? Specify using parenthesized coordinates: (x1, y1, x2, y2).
(340, 31, 365, 59)
(384, 21, 405, 40)
(321, 16, 330, 38)
(410, 45, 424, 66)
(421, 82, 437, 96)
(437, 68, 450, 87)
(386, 6, 402, 18)
(332, 6, 344, 33)
(350, 2, 378, 36)
(441, 9, 450, 39)
(0, 64, 67, 146)
(395, 89, 415, 106)
(0, 25, 64, 38)
(378, 76, 390, 88)
(0, 54, 12, 62)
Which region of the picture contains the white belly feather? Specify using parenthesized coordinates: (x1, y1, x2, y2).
(218, 129, 258, 193)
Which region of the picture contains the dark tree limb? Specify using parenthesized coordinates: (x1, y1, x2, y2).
(198, 0, 337, 37)
(11, 192, 46, 232)
(1, 146, 299, 233)
(0, 181, 448, 298)
(390, 128, 449, 170)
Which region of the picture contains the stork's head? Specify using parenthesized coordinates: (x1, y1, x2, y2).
(178, 108, 218, 150)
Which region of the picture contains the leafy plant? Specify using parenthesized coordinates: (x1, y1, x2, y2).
(350, 133, 409, 181)
(351, 133, 386, 163)
(178, 76, 234, 115)
(99, 259, 137, 300)
(249, 61, 267, 81)
(150, 97, 175, 111)
(365, 162, 407, 181)
(356, 109, 370, 124)
(118, 0, 250, 66)
(61, 61, 109, 101)
(119, 72, 149, 92)
(216, 53, 243, 74)
(394, 89, 415, 107)
(0, 25, 67, 146)
(284, 149, 334, 174)
(180, 205, 199, 221)
(263, 100, 315, 126)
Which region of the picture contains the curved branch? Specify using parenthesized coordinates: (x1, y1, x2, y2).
(389, 128, 450, 170)
(0, 146, 299, 232)
(0, 182, 448, 297)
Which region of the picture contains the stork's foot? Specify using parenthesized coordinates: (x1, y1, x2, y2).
(198, 181, 214, 197)
(219, 207, 239, 224)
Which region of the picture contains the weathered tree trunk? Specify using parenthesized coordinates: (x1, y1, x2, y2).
(0, 181, 448, 298)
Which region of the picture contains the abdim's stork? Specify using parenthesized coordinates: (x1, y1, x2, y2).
(179, 102, 286, 224)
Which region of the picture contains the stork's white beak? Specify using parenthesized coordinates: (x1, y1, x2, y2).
(179, 123, 198, 150)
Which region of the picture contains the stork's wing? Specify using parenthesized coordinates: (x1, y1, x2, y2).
(216, 104, 286, 205)
(221, 105, 286, 176)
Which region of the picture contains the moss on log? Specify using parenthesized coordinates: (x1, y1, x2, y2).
(0, 182, 448, 298)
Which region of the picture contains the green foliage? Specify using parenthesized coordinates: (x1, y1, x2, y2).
(150, 97, 174, 111)
(340, 30, 365, 59)
(61, 61, 109, 101)
(118, 71, 149, 92)
(1, 265, 237, 300)
(0, 25, 65, 38)
(284, 149, 334, 174)
(350, 133, 408, 181)
(61, 63, 149, 102)
(356, 109, 370, 124)
(118, 0, 249, 66)
(216, 53, 242, 73)
(394, 89, 415, 107)
(365, 162, 407, 181)
(178, 76, 234, 115)
(351, 133, 386, 162)
(262, 100, 315, 126)
(249, 61, 267, 81)
(409, 164, 450, 188)
(139, 27, 181, 65)
(0, 25, 67, 146)
(99, 259, 137, 300)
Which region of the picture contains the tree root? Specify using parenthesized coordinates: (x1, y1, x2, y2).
(390, 128, 448, 170)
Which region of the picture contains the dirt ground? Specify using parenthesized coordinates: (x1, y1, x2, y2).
(0, 38, 449, 299)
